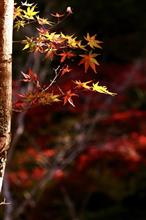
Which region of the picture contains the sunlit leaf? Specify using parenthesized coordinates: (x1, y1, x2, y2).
(63, 90, 78, 107)
(22, 37, 35, 51)
(14, 20, 26, 30)
(74, 80, 92, 90)
(92, 82, 117, 96)
(59, 51, 75, 63)
(76, 40, 86, 50)
(45, 47, 57, 60)
(23, 5, 39, 20)
(14, 6, 23, 19)
(36, 16, 53, 26)
(84, 33, 102, 49)
(79, 52, 99, 73)
(67, 36, 78, 48)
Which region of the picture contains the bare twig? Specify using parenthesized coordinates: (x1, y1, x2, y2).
(43, 65, 61, 92)
(61, 187, 79, 220)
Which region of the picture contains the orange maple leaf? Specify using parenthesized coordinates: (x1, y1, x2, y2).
(63, 90, 78, 107)
(84, 33, 102, 49)
(59, 51, 76, 63)
(74, 80, 92, 90)
(45, 46, 57, 60)
(79, 52, 99, 73)
(14, 6, 23, 20)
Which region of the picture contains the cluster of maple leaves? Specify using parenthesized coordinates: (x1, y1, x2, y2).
(13, 1, 116, 111)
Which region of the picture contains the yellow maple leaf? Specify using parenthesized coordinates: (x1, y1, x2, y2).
(44, 32, 65, 44)
(44, 93, 60, 104)
(60, 33, 74, 40)
(23, 5, 38, 20)
(36, 16, 53, 26)
(92, 82, 117, 96)
(14, 20, 26, 30)
(76, 40, 86, 50)
(60, 33, 77, 48)
(79, 52, 99, 73)
(67, 36, 77, 48)
(25, 92, 60, 105)
(22, 37, 35, 51)
(84, 33, 102, 49)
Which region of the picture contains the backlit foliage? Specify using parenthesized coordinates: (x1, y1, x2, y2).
(13, 1, 116, 111)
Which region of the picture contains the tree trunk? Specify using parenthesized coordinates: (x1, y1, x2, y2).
(0, 0, 13, 193)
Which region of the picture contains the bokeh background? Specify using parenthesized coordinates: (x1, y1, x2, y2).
(2, 0, 146, 219)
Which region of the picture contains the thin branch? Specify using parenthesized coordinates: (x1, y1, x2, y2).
(43, 65, 61, 92)
(61, 187, 79, 220)
(3, 175, 13, 220)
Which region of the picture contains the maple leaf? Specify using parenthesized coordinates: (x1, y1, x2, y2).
(67, 36, 77, 48)
(59, 51, 75, 63)
(21, 71, 31, 82)
(84, 33, 102, 49)
(21, 69, 40, 88)
(51, 12, 64, 18)
(61, 33, 77, 48)
(63, 90, 78, 107)
(37, 92, 60, 105)
(37, 27, 48, 35)
(14, 6, 23, 19)
(76, 40, 86, 50)
(45, 47, 57, 60)
(74, 80, 92, 90)
(92, 82, 117, 96)
(21, 1, 34, 7)
(79, 52, 99, 73)
(44, 32, 65, 44)
(27, 68, 38, 82)
(14, 20, 26, 30)
(33, 37, 45, 54)
(36, 16, 53, 26)
(17, 91, 60, 107)
(60, 65, 72, 76)
(22, 36, 35, 51)
(23, 5, 38, 20)
(60, 32, 72, 39)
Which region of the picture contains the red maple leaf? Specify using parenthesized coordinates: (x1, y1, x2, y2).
(59, 51, 75, 63)
(21, 68, 40, 88)
(63, 90, 78, 107)
(60, 65, 72, 76)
